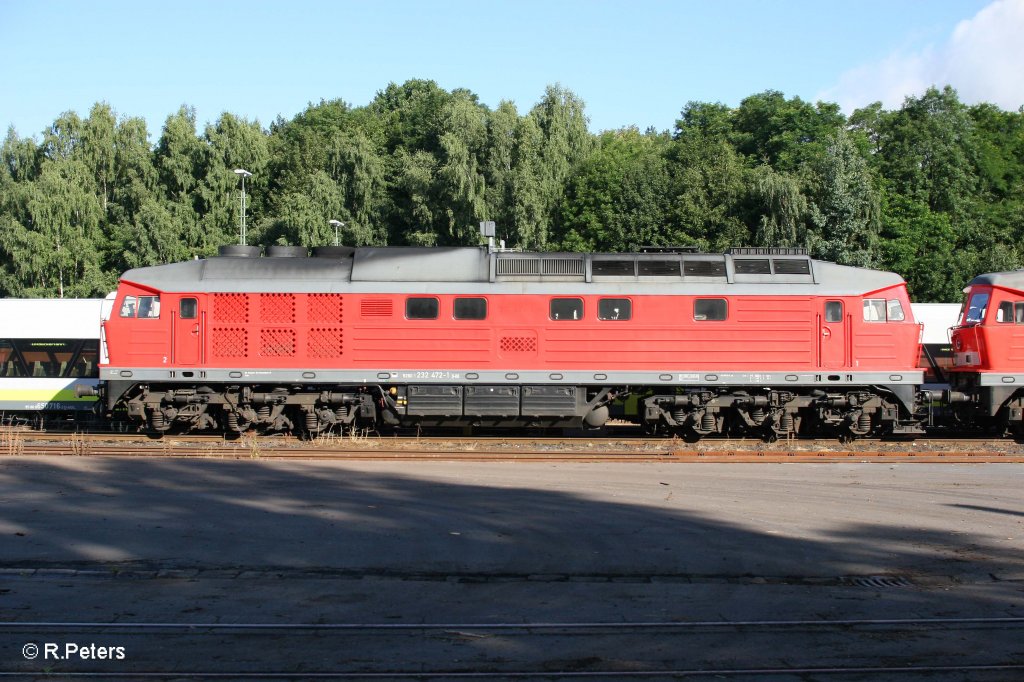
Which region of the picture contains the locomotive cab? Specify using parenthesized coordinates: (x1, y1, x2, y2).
(949, 272, 1024, 434)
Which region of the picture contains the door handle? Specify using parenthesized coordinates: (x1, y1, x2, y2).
(821, 328, 832, 338)
(192, 324, 200, 336)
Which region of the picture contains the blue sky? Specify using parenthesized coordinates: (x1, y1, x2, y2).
(1, 0, 1019, 140)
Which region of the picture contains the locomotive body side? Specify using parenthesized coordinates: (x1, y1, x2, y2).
(100, 247, 924, 440)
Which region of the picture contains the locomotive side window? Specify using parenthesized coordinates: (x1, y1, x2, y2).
(863, 299, 886, 322)
(598, 298, 632, 321)
(406, 297, 439, 320)
(453, 297, 487, 320)
(694, 299, 727, 321)
(825, 301, 843, 322)
(886, 300, 906, 321)
(550, 298, 583, 320)
(1017, 303, 1024, 323)
(180, 298, 198, 320)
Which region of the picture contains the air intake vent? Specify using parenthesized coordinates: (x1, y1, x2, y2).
(496, 258, 541, 276)
(734, 259, 772, 275)
(360, 299, 393, 317)
(638, 260, 681, 276)
(542, 258, 585, 276)
(592, 260, 636, 276)
(728, 246, 808, 256)
(684, 260, 727, 277)
(773, 259, 812, 275)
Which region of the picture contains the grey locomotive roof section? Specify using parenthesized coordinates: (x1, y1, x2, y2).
(120, 247, 906, 295)
(966, 270, 1024, 292)
(351, 247, 489, 282)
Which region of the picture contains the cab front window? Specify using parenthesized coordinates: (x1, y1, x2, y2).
(964, 292, 990, 324)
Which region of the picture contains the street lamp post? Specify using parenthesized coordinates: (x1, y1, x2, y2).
(233, 169, 253, 245)
(328, 219, 345, 247)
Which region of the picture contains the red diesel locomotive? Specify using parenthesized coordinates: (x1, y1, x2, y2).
(949, 270, 1024, 435)
(97, 244, 925, 440)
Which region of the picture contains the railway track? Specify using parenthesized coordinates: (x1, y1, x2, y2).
(1, 428, 1023, 462)
(3, 616, 1023, 679)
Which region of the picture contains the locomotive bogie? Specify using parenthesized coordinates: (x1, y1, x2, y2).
(642, 385, 919, 441)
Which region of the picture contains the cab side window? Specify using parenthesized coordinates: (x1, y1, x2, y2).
(996, 301, 1024, 324)
(119, 295, 160, 319)
(119, 296, 137, 318)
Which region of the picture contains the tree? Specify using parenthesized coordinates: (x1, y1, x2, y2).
(730, 91, 845, 171)
(747, 165, 808, 248)
(807, 129, 881, 267)
(556, 128, 671, 251)
(871, 86, 979, 215)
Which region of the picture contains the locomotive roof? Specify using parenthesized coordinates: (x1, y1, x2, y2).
(965, 270, 1024, 293)
(119, 246, 907, 296)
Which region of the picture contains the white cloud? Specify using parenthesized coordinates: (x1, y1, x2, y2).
(819, 0, 1024, 112)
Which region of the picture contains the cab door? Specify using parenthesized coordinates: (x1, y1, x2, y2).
(820, 300, 847, 368)
(173, 296, 204, 365)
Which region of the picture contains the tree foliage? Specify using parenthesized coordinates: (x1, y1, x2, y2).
(0, 83, 1021, 302)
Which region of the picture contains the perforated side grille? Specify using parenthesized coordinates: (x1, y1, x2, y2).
(212, 328, 248, 358)
(307, 328, 344, 358)
(260, 328, 295, 357)
(260, 293, 295, 323)
(214, 294, 248, 323)
(308, 294, 344, 323)
(500, 336, 538, 354)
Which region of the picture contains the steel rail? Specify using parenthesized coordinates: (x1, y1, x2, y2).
(2, 664, 1024, 679)
(3, 443, 1024, 462)
(5, 616, 1024, 631)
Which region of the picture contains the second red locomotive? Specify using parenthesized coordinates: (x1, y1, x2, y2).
(97, 243, 925, 441)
